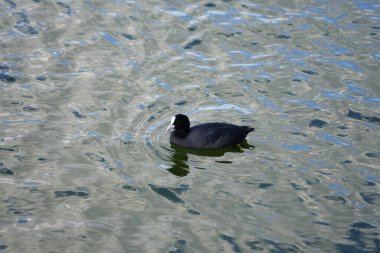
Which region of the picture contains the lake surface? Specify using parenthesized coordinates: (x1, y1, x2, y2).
(1, 0, 379, 252)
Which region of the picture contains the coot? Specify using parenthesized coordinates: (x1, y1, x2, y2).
(166, 114, 254, 149)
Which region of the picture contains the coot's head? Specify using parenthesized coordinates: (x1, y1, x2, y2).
(166, 114, 190, 132)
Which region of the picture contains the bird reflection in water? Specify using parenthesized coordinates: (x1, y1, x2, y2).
(166, 140, 254, 177)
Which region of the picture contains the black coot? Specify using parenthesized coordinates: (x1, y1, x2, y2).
(167, 114, 254, 149)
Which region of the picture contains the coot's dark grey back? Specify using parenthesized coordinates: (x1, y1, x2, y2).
(170, 123, 253, 149)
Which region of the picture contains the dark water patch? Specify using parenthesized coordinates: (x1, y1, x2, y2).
(306, 178, 320, 185)
(55, 190, 89, 198)
(184, 39, 202, 49)
(78, 234, 88, 239)
(365, 152, 378, 158)
(169, 239, 187, 253)
(336, 134, 347, 137)
(238, 79, 252, 84)
(347, 109, 380, 125)
(5, 0, 16, 8)
(128, 15, 138, 21)
(0, 245, 8, 251)
(122, 184, 138, 192)
(352, 19, 370, 24)
(323, 195, 347, 205)
(0, 161, 3, 166)
(23, 105, 39, 112)
(229, 92, 244, 97)
(262, 239, 302, 253)
(255, 78, 271, 84)
(336, 221, 380, 253)
(372, 26, 380, 30)
(220, 234, 242, 253)
(241, 4, 258, 11)
(120, 139, 132, 145)
(303, 236, 325, 248)
(121, 33, 138, 40)
(27, 187, 44, 194)
(147, 115, 155, 122)
(217, 32, 242, 37)
(277, 34, 291, 39)
(302, 70, 319, 75)
(149, 184, 185, 204)
(282, 91, 297, 96)
(363, 181, 375, 186)
(291, 183, 306, 191)
(0, 73, 17, 82)
(245, 241, 264, 251)
(337, 125, 348, 130)
(0, 168, 14, 176)
(292, 78, 303, 82)
(85, 153, 106, 162)
(14, 12, 38, 35)
(267, 33, 291, 39)
(21, 95, 33, 99)
(318, 170, 334, 176)
(340, 160, 352, 164)
(215, 160, 232, 164)
(0, 65, 10, 70)
(187, 209, 201, 215)
(175, 101, 186, 106)
(57, 1, 72, 15)
(10, 209, 26, 215)
(72, 111, 86, 118)
(205, 3, 216, 7)
(360, 192, 380, 204)
(18, 217, 29, 224)
(146, 102, 156, 110)
(36, 76, 47, 81)
(0, 147, 19, 152)
(309, 119, 327, 128)
(258, 183, 273, 189)
(291, 132, 308, 137)
(57, 1, 70, 9)
(188, 26, 197, 31)
(37, 157, 53, 163)
(313, 221, 330, 226)
(352, 221, 376, 229)
(243, 42, 258, 47)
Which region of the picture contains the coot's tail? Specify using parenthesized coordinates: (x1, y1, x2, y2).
(243, 126, 255, 133)
(240, 126, 255, 140)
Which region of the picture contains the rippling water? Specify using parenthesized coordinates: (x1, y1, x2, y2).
(1, 0, 379, 252)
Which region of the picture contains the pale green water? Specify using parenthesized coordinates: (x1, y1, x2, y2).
(0, 1, 379, 252)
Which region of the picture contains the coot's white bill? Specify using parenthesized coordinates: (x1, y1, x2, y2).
(166, 116, 176, 132)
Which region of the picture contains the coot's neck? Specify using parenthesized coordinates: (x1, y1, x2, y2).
(173, 128, 190, 138)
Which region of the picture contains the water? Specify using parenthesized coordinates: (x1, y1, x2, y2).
(0, 0, 379, 252)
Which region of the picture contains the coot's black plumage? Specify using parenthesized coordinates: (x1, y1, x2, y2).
(167, 114, 254, 149)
